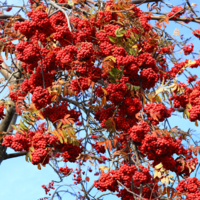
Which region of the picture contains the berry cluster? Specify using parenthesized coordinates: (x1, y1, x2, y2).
(140, 134, 189, 171)
(2, 123, 82, 165)
(42, 181, 55, 195)
(183, 43, 194, 55)
(176, 177, 200, 200)
(168, 6, 185, 20)
(94, 164, 158, 199)
(59, 166, 73, 176)
(31, 87, 51, 110)
(92, 142, 106, 154)
(143, 103, 174, 125)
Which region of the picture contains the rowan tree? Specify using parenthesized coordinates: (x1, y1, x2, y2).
(0, 0, 200, 199)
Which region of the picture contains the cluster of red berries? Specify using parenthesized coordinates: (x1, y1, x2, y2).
(59, 166, 72, 176)
(168, 6, 185, 20)
(31, 87, 52, 110)
(42, 181, 55, 195)
(92, 142, 106, 154)
(94, 164, 158, 199)
(42, 102, 81, 124)
(2, 123, 82, 165)
(183, 43, 194, 55)
(176, 177, 200, 200)
(143, 103, 174, 125)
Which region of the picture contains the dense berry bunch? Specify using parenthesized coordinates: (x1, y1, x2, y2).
(168, 6, 185, 20)
(176, 177, 200, 200)
(56, 45, 77, 65)
(129, 121, 150, 143)
(27, 68, 54, 91)
(59, 166, 73, 175)
(77, 42, 94, 61)
(53, 23, 73, 46)
(94, 164, 157, 199)
(2, 132, 30, 152)
(59, 142, 83, 163)
(42, 102, 81, 123)
(183, 43, 194, 55)
(31, 87, 51, 110)
(14, 20, 36, 38)
(106, 83, 127, 105)
(143, 103, 174, 125)
(16, 41, 40, 66)
(140, 68, 158, 89)
(71, 77, 90, 94)
(140, 134, 188, 171)
(170, 94, 189, 108)
(31, 148, 50, 165)
(2, 123, 82, 165)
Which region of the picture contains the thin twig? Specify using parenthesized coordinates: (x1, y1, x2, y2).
(49, 0, 72, 32)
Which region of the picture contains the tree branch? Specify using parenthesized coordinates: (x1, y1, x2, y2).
(4, 151, 27, 160)
(0, 14, 25, 21)
(150, 15, 200, 24)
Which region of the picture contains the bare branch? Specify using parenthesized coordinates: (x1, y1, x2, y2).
(49, 0, 72, 32)
(4, 151, 27, 160)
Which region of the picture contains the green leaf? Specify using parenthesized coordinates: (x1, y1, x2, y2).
(104, 56, 116, 63)
(59, 136, 63, 144)
(23, 118, 32, 126)
(119, 30, 126, 34)
(90, 7, 96, 14)
(112, 68, 120, 75)
(133, 86, 140, 91)
(57, 121, 62, 129)
(115, 28, 119, 35)
(156, 95, 162, 103)
(186, 109, 190, 118)
(62, 124, 71, 128)
(11, 125, 18, 130)
(116, 34, 124, 38)
(68, 0, 74, 6)
(68, 137, 72, 144)
(19, 121, 28, 131)
(62, 129, 67, 137)
(108, 71, 114, 77)
(115, 28, 125, 37)
(108, 36, 116, 43)
(74, 140, 80, 146)
(129, 48, 136, 56)
(183, 109, 189, 119)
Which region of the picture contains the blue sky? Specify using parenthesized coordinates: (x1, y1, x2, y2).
(1, 0, 200, 200)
